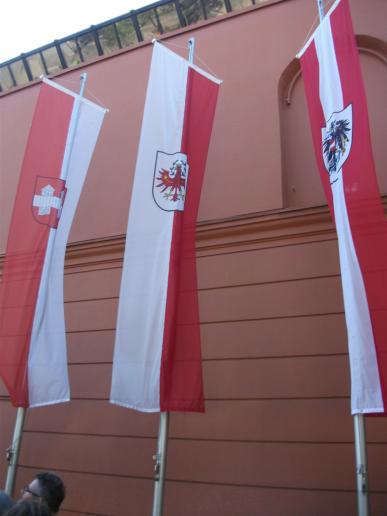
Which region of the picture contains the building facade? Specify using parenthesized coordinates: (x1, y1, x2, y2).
(0, 0, 387, 514)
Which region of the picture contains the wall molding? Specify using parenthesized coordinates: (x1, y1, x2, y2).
(53, 204, 337, 274)
(4, 198, 387, 273)
(0, 204, 342, 275)
(284, 37, 387, 106)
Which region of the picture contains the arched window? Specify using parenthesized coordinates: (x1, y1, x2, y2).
(279, 36, 387, 208)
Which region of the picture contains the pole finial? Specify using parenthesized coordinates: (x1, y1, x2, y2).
(79, 73, 87, 98)
(317, 0, 325, 22)
(188, 38, 195, 64)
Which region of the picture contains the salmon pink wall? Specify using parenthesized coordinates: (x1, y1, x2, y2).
(0, 1, 387, 515)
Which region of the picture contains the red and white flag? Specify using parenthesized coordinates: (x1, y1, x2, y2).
(110, 41, 220, 412)
(0, 78, 106, 408)
(298, 0, 387, 414)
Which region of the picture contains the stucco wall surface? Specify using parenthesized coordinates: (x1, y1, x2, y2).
(0, 1, 387, 515)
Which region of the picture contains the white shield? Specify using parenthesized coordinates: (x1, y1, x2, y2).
(322, 104, 353, 184)
(32, 176, 67, 228)
(152, 151, 189, 212)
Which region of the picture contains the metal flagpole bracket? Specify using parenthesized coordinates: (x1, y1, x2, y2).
(5, 407, 26, 496)
(6, 446, 13, 463)
(153, 452, 162, 480)
(356, 464, 367, 492)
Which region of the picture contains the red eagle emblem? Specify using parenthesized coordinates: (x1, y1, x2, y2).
(156, 161, 186, 202)
(153, 153, 189, 212)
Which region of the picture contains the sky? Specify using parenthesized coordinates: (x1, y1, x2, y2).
(0, 0, 149, 62)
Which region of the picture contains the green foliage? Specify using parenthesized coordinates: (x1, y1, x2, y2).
(179, 0, 225, 24)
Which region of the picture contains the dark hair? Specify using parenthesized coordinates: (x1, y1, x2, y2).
(35, 473, 65, 514)
(3, 500, 51, 516)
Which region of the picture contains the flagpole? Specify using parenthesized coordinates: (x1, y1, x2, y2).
(151, 38, 196, 516)
(317, 4, 369, 512)
(60, 72, 87, 182)
(3, 73, 88, 497)
(4, 407, 26, 496)
(315, 5, 368, 515)
(354, 415, 369, 516)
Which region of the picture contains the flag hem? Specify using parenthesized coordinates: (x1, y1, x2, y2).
(109, 399, 160, 413)
(352, 408, 384, 415)
(29, 397, 70, 409)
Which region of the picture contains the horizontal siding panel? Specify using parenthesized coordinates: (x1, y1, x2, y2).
(166, 440, 387, 492)
(64, 277, 344, 333)
(170, 398, 354, 442)
(367, 415, 387, 442)
(14, 441, 387, 516)
(65, 267, 121, 302)
(66, 319, 348, 367)
(62, 239, 342, 302)
(18, 471, 387, 516)
(67, 355, 350, 400)
(25, 400, 158, 438)
(199, 276, 343, 323)
(23, 468, 387, 516)
(18, 434, 387, 491)
(201, 313, 347, 359)
(65, 299, 117, 332)
(197, 239, 340, 289)
(69, 364, 111, 399)
(15, 468, 153, 516)
(369, 443, 387, 491)
(67, 330, 115, 364)
(164, 481, 357, 516)
(202, 356, 350, 399)
(25, 398, 354, 443)
(66, 313, 348, 365)
(20, 398, 387, 444)
(19, 433, 156, 478)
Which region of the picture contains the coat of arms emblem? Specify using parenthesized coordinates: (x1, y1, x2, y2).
(153, 151, 189, 212)
(322, 104, 352, 184)
(32, 176, 67, 228)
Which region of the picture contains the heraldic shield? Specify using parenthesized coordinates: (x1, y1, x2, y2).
(322, 104, 353, 185)
(152, 151, 189, 212)
(32, 176, 67, 228)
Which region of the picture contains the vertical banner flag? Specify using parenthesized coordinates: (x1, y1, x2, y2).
(110, 41, 221, 412)
(298, 0, 387, 414)
(0, 78, 106, 408)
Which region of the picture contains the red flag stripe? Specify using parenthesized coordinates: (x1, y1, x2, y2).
(110, 42, 220, 412)
(299, 0, 386, 414)
(0, 84, 74, 406)
(330, 1, 387, 409)
(160, 68, 219, 412)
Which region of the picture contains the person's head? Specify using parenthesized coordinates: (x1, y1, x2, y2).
(21, 473, 64, 514)
(4, 499, 51, 516)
